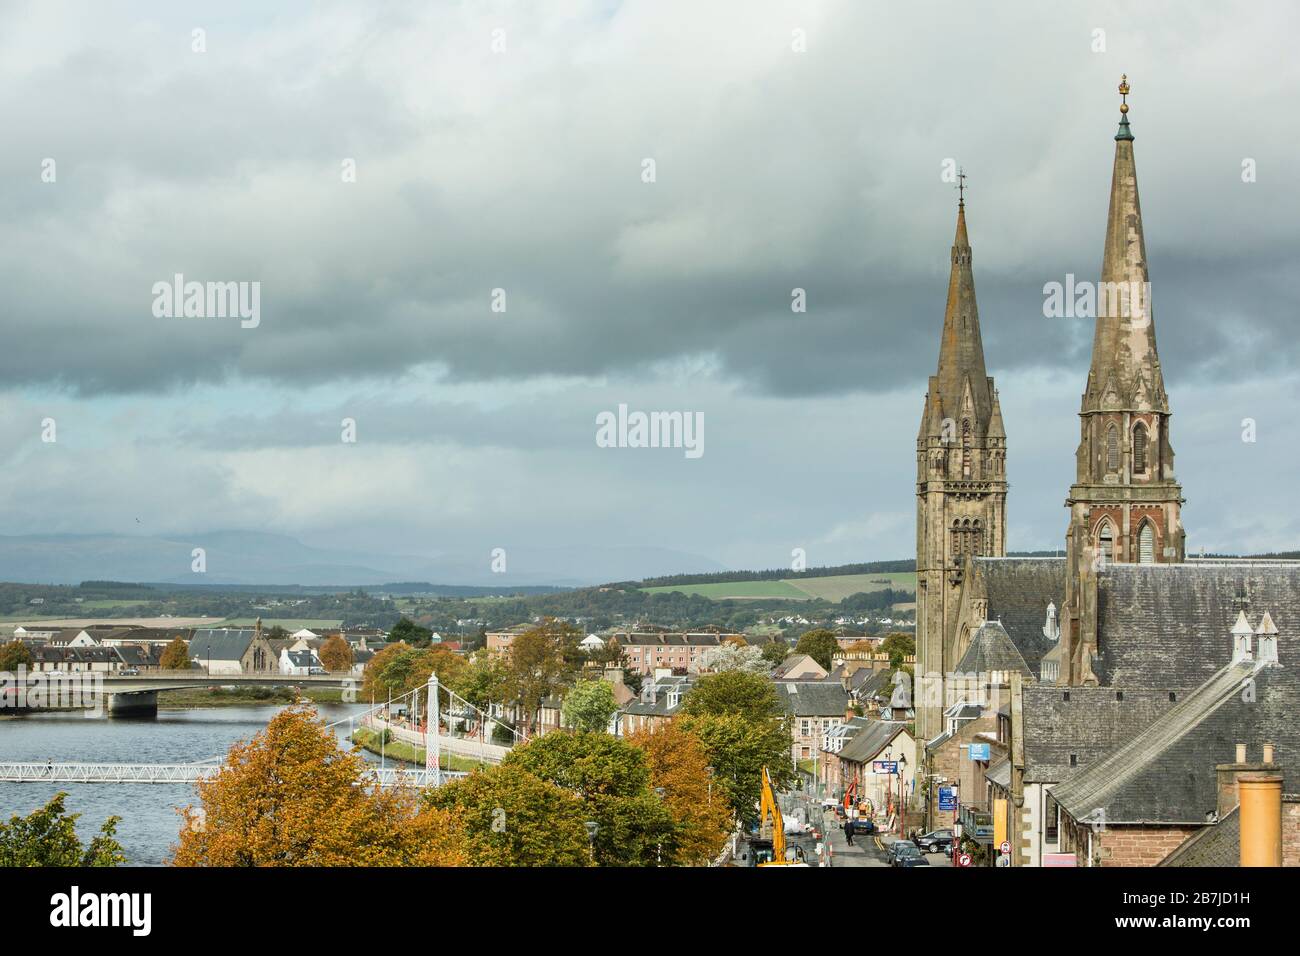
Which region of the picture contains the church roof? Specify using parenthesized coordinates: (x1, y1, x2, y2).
(1160, 806, 1240, 867)
(1094, 562, 1300, 687)
(955, 621, 1031, 676)
(1051, 659, 1295, 826)
(972, 557, 1066, 671)
(1020, 684, 1177, 785)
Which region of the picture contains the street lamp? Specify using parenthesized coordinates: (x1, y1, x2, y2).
(653, 787, 666, 865)
(897, 752, 908, 838)
(584, 820, 599, 862)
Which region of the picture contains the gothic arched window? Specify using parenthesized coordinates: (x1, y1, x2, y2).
(1097, 520, 1114, 564)
(1138, 522, 1155, 564)
(1133, 422, 1148, 473)
(1106, 425, 1120, 473)
(972, 519, 984, 557)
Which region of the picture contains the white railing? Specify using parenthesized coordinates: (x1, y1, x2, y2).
(0, 761, 465, 787)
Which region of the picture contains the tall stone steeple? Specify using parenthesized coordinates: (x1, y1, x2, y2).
(1059, 77, 1186, 686)
(916, 183, 1008, 740)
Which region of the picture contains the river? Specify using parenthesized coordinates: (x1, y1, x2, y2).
(0, 702, 382, 866)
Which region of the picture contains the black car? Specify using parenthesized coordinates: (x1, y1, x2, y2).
(889, 843, 930, 867)
(913, 828, 954, 853)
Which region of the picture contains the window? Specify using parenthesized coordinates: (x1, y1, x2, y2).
(1106, 425, 1120, 472)
(1133, 422, 1148, 472)
(1045, 793, 1059, 843)
(1138, 522, 1155, 564)
(1097, 520, 1114, 563)
(962, 419, 972, 477)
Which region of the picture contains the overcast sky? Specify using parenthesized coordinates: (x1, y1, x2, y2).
(1, 0, 1298, 582)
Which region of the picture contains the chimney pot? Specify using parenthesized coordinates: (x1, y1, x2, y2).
(1236, 743, 1247, 764)
(1264, 743, 1275, 764)
(1239, 773, 1283, 867)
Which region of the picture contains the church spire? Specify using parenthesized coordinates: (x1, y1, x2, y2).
(931, 187, 993, 432)
(1084, 73, 1166, 413)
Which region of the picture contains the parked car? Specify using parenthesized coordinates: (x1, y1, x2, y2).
(914, 828, 953, 853)
(889, 843, 930, 867)
(120, 668, 140, 676)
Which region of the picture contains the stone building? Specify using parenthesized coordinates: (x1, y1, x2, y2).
(915, 191, 1008, 740)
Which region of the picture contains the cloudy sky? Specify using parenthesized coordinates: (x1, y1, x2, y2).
(1, 0, 1298, 583)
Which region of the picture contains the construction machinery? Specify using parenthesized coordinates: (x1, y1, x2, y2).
(740, 766, 809, 867)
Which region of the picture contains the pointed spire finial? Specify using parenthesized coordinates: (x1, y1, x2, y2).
(1115, 74, 1134, 141)
(956, 167, 967, 208)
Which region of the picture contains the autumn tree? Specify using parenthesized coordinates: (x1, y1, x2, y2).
(171, 705, 464, 867)
(880, 631, 916, 670)
(159, 637, 191, 670)
(0, 792, 125, 866)
(629, 722, 732, 865)
(424, 763, 592, 866)
(0, 639, 32, 672)
(678, 711, 794, 828)
(561, 678, 617, 733)
(362, 643, 466, 702)
(506, 619, 580, 736)
(503, 731, 677, 866)
(794, 628, 839, 670)
(319, 635, 353, 672)
(452, 652, 509, 712)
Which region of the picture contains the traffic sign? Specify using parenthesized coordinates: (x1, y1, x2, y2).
(1000, 841, 1011, 855)
(958, 853, 972, 867)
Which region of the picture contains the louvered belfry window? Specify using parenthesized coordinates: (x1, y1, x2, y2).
(1106, 425, 1120, 473)
(1138, 523, 1155, 563)
(1098, 521, 1114, 563)
(1133, 422, 1148, 473)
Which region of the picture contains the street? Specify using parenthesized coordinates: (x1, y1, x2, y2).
(786, 792, 953, 868)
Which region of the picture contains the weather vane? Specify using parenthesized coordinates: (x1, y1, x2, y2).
(956, 167, 967, 207)
(1118, 74, 1130, 114)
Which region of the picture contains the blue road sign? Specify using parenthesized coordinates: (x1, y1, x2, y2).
(938, 786, 956, 811)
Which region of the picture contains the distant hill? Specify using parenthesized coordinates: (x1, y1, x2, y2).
(0, 531, 724, 588)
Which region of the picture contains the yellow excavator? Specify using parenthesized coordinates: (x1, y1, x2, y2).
(746, 766, 810, 867)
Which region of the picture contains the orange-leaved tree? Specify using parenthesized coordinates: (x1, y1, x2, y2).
(629, 721, 733, 865)
(170, 705, 464, 867)
(159, 637, 191, 670)
(319, 635, 353, 672)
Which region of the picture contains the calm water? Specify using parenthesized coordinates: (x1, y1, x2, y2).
(0, 702, 376, 865)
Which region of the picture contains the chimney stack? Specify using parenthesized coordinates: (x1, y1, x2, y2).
(1239, 773, 1283, 867)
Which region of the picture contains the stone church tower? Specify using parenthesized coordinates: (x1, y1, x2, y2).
(1059, 78, 1186, 685)
(916, 193, 1008, 739)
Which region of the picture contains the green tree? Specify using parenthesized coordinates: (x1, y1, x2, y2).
(0, 639, 32, 672)
(159, 637, 191, 670)
(502, 731, 677, 866)
(561, 679, 617, 733)
(760, 640, 789, 667)
(0, 793, 125, 866)
(388, 617, 433, 646)
(506, 619, 580, 736)
(880, 631, 916, 670)
(424, 763, 592, 866)
(453, 653, 509, 712)
(681, 669, 785, 723)
(679, 711, 795, 828)
(794, 628, 839, 670)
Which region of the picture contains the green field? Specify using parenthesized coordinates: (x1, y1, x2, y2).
(641, 572, 915, 604)
(218, 618, 344, 629)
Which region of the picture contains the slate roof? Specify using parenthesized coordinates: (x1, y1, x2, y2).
(1095, 563, 1300, 687)
(973, 557, 1065, 671)
(1021, 684, 1178, 784)
(837, 721, 908, 764)
(955, 621, 1031, 676)
(285, 649, 319, 668)
(772, 654, 828, 680)
(777, 681, 849, 717)
(985, 757, 1012, 789)
(1160, 807, 1240, 867)
(188, 629, 255, 663)
(625, 676, 693, 717)
(1051, 660, 1297, 825)
(851, 668, 891, 699)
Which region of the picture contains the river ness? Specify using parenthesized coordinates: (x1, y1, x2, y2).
(0, 702, 375, 865)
